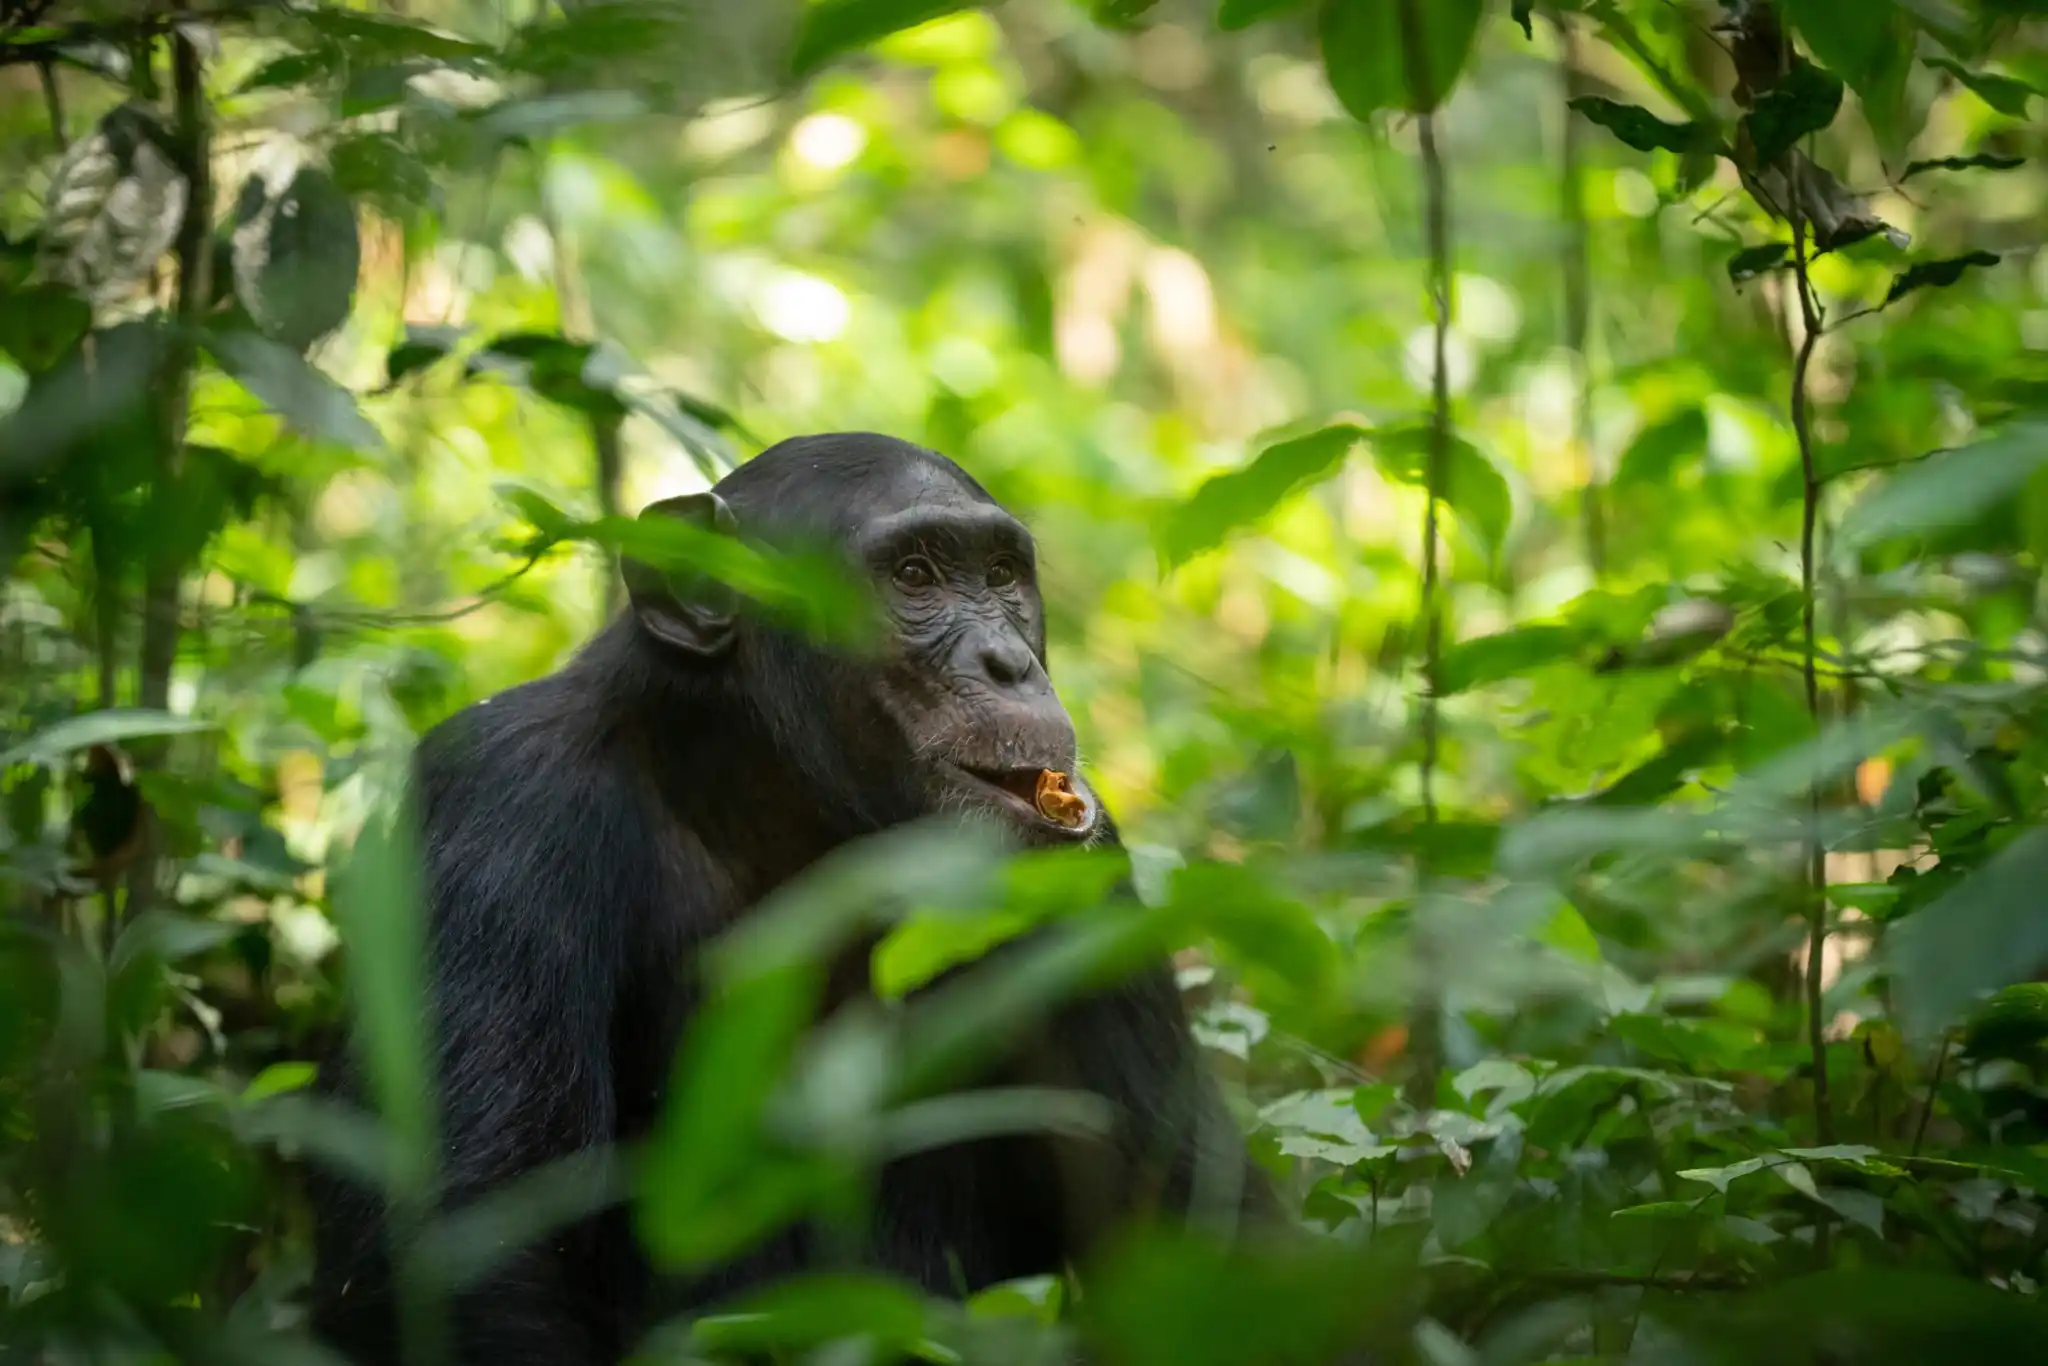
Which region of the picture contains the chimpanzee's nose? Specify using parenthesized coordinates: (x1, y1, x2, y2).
(976, 634, 1041, 689)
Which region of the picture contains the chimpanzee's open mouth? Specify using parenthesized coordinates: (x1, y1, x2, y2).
(949, 763, 1097, 836)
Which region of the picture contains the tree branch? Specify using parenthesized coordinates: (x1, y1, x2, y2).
(1396, 0, 1453, 1109)
(127, 18, 211, 917)
(1556, 7, 1603, 578)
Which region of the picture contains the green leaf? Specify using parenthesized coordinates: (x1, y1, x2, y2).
(1088, 0, 1164, 28)
(1370, 425, 1513, 557)
(235, 50, 342, 95)
(1511, 0, 1534, 38)
(1925, 56, 2041, 117)
(635, 963, 824, 1268)
(385, 324, 467, 387)
(790, 0, 976, 78)
(1777, 0, 1903, 97)
(469, 331, 629, 419)
(1319, 0, 1486, 119)
(1436, 624, 1583, 695)
(1962, 982, 2048, 1059)
(692, 1275, 930, 1357)
(1677, 1156, 1771, 1192)
(1085, 1231, 1414, 1366)
(204, 328, 386, 452)
(1568, 96, 1704, 154)
(109, 911, 238, 979)
(1728, 241, 1791, 284)
(243, 1061, 319, 1103)
(0, 284, 91, 372)
(1218, 0, 1314, 29)
(1615, 407, 1710, 486)
(1744, 58, 1844, 164)
(1838, 422, 2048, 551)
(303, 10, 493, 67)
(1157, 424, 1365, 569)
(329, 802, 437, 1201)
(1900, 152, 2026, 181)
(330, 132, 436, 217)
(1612, 1201, 1705, 1221)
(1883, 250, 2000, 305)
(1894, 825, 2048, 1039)
(229, 161, 360, 352)
(0, 709, 216, 768)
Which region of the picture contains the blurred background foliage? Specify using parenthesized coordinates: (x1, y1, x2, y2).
(5, 0, 2048, 1361)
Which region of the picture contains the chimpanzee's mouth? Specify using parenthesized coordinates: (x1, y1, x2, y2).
(947, 762, 1097, 837)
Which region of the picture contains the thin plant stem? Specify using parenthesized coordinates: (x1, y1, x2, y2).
(1395, 0, 1453, 1109)
(1786, 117, 1834, 1162)
(126, 20, 211, 919)
(1556, 8, 1603, 577)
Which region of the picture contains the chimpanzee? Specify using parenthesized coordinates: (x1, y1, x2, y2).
(308, 433, 1283, 1365)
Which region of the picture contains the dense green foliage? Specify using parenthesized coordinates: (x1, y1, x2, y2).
(5, 1, 2048, 1362)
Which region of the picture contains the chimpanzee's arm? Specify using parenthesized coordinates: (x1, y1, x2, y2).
(313, 713, 652, 1366)
(1024, 808, 1286, 1256)
(1039, 961, 1286, 1250)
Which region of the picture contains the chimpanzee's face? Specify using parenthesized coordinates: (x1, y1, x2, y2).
(849, 460, 1100, 844)
(624, 438, 1102, 846)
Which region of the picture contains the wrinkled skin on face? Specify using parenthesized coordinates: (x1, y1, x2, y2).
(623, 435, 1100, 848)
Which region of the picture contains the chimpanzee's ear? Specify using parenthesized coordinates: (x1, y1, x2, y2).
(622, 492, 740, 658)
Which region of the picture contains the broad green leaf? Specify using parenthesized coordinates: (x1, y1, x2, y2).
(303, 10, 493, 66)
(692, 1275, 930, 1357)
(1436, 624, 1583, 695)
(330, 801, 438, 1202)
(1157, 423, 1365, 569)
(1818, 1187, 1886, 1236)
(235, 50, 341, 94)
(1778, 0, 1903, 97)
(1894, 825, 2048, 1039)
(1088, 0, 1163, 28)
(636, 963, 821, 1268)
(1218, 0, 1314, 29)
(242, 1062, 319, 1103)
(1511, 0, 1534, 38)
(1568, 96, 1703, 153)
(497, 483, 580, 543)
(1370, 425, 1513, 557)
(1677, 1156, 1771, 1192)
(1963, 982, 2048, 1058)
(1615, 407, 1710, 487)
(1319, 0, 1486, 119)
(1612, 1201, 1704, 1221)
(1085, 1230, 1416, 1366)
(0, 283, 90, 372)
(1883, 250, 2000, 304)
(1838, 422, 2048, 550)
(205, 328, 386, 452)
(1925, 56, 2041, 116)
(469, 331, 629, 418)
(385, 323, 467, 387)
(790, 0, 976, 77)
(331, 131, 437, 214)
(229, 160, 359, 352)
(1775, 1160, 1819, 1200)
(109, 911, 238, 979)
(1744, 58, 1844, 164)
(1728, 241, 1790, 284)
(0, 709, 216, 768)
(1900, 152, 2027, 180)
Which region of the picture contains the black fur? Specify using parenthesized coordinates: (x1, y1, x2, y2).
(308, 434, 1279, 1365)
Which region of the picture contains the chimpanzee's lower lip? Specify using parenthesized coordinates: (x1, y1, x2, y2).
(945, 763, 1096, 836)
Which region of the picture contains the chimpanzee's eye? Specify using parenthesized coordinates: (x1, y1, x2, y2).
(894, 557, 937, 590)
(987, 558, 1018, 589)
